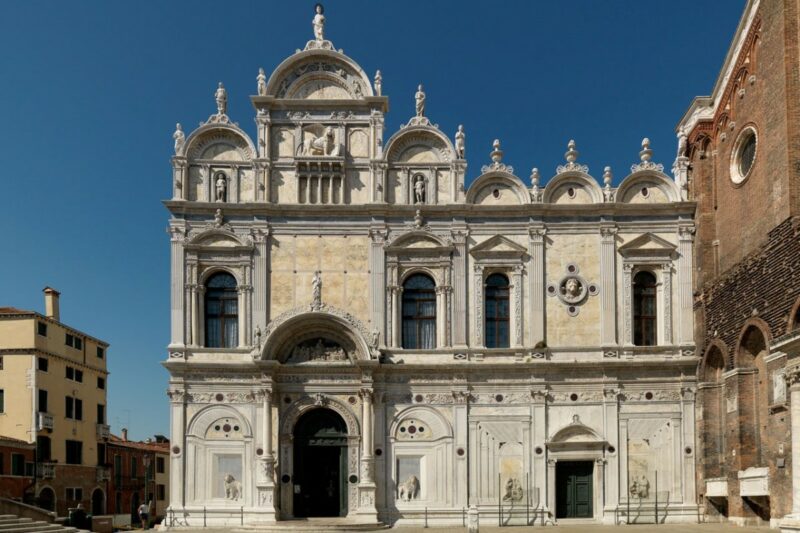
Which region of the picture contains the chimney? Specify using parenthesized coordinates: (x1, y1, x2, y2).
(121, 428, 128, 442)
(43, 287, 60, 322)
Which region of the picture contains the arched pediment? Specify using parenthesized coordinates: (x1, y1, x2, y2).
(384, 230, 453, 254)
(257, 305, 378, 362)
(547, 415, 606, 451)
(265, 49, 373, 100)
(541, 172, 603, 204)
(385, 127, 455, 164)
(616, 170, 681, 203)
(186, 228, 253, 250)
(187, 405, 253, 439)
(390, 406, 453, 442)
(183, 124, 256, 162)
(466, 172, 529, 205)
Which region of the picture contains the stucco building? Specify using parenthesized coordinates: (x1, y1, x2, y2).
(164, 6, 699, 527)
(0, 288, 111, 516)
(677, 0, 800, 530)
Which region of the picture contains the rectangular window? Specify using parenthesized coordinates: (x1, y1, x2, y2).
(0, 453, 4, 475)
(97, 377, 105, 390)
(66, 487, 83, 501)
(75, 337, 82, 350)
(0, 356, 3, 370)
(25, 462, 33, 477)
(65, 333, 74, 347)
(65, 396, 73, 419)
(156, 456, 165, 474)
(37, 357, 48, 372)
(37, 321, 47, 336)
(0, 390, 4, 413)
(131, 456, 137, 477)
(66, 366, 74, 380)
(97, 347, 104, 359)
(75, 370, 83, 383)
(97, 443, 106, 466)
(11, 454, 25, 476)
(97, 404, 105, 424)
(38, 389, 48, 413)
(157, 484, 166, 501)
(65, 440, 82, 465)
(75, 399, 83, 420)
(37, 436, 51, 462)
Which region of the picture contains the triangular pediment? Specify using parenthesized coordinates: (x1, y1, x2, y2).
(618, 232, 677, 259)
(470, 235, 527, 258)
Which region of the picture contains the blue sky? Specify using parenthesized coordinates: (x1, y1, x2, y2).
(0, 1, 744, 440)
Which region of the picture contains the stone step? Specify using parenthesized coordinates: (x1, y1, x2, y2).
(236, 519, 390, 532)
(0, 524, 69, 533)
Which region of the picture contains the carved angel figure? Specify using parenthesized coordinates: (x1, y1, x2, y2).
(398, 475, 419, 501)
(312, 4, 325, 41)
(173, 123, 185, 154)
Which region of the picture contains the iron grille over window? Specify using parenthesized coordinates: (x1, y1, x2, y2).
(633, 271, 657, 346)
(205, 272, 238, 348)
(402, 274, 436, 349)
(484, 273, 510, 348)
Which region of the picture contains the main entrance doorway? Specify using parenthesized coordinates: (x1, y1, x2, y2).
(556, 461, 593, 519)
(293, 408, 348, 517)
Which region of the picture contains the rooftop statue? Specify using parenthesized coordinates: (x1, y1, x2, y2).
(173, 123, 185, 155)
(415, 84, 426, 117)
(455, 125, 465, 159)
(257, 68, 267, 96)
(215, 82, 227, 116)
(313, 4, 325, 41)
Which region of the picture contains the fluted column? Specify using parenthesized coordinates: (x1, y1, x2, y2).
(190, 285, 199, 347)
(622, 264, 634, 346)
(369, 228, 387, 344)
(512, 264, 524, 347)
(391, 287, 402, 348)
(661, 263, 673, 345)
(786, 362, 800, 515)
(473, 264, 484, 347)
(237, 287, 246, 348)
(169, 226, 185, 347)
(451, 227, 468, 347)
(360, 389, 374, 468)
(436, 286, 447, 348)
(528, 226, 546, 345)
(676, 225, 695, 346)
(600, 225, 617, 345)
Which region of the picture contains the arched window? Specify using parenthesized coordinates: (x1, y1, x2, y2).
(402, 274, 436, 349)
(205, 272, 238, 348)
(485, 273, 510, 348)
(633, 271, 657, 346)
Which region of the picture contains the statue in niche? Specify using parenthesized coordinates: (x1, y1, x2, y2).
(311, 271, 322, 309)
(253, 325, 262, 349)
(224, 474, 242, 500)
(312, 3, 325, 41)
(455, 124, 466, 158)
(415, 84, 426, 117)
(215, 173, 227, 202)
(173, 123, 185, 154)
(398, 475, 419, 501)
(257, 67, 267, 96)
(304, 127, 337, 156)
(414, 176, 426, 204)
(502, 477, 524, 502)
(629, 474, 650, 500)
(215, 82, 227, 115)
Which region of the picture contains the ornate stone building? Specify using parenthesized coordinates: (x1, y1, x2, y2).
(164, 6, 698, 527)
(677, 0, 800, 530)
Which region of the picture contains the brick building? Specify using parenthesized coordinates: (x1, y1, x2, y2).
(0, 437, 35, 501)
(106, 431, 170, 524)
(676, 0, 800, 528)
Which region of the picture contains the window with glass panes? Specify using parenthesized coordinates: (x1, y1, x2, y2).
(633, 271, 657, 346)
(401, 274, 436, 349)
(484, 273, 510, 348)
(205, 273, 238, 348)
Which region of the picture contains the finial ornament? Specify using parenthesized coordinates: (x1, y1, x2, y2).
(530, 168, 541, 202)
(313, 4, 325, 41)
(557, 140, 588, 174)
(215, 82, 227, 116)
(257, 68, 267, 96)
(603, 166, 614, 201)
(213, 208, 224, 228)
(415, 84, 426, 117)
(455, 125, 466, 159)
(631, 137, 664, 173)
(374, 70, 382, 96)
(481, 139, 513, 174)
(414, 209, 424, 228)
(173, 123, 185, 155)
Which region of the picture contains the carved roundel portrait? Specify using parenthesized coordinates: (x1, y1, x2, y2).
(547, 263, 599, 317)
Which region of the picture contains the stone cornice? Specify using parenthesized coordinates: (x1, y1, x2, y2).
(0, 348, 110, 375)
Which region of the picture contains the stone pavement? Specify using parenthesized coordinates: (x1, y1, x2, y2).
(152, 524, 768, 533)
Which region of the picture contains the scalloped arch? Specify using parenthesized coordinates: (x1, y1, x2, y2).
(265, 49, 373, 98)
(616, 170, 680, 203)
(465, 172, 529, 205)
(184, 124, 256, 162)
(541, 172, 603, 204)
(280, 397, 360, 438)
(384, 127, 455, 164)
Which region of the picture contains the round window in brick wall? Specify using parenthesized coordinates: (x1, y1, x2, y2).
(731, 127, 757, 185)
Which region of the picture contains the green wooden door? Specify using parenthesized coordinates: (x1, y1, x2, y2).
(556, 461, 593, 519)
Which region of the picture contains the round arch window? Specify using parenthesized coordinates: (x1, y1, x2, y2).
(731, 127, 757, 185)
